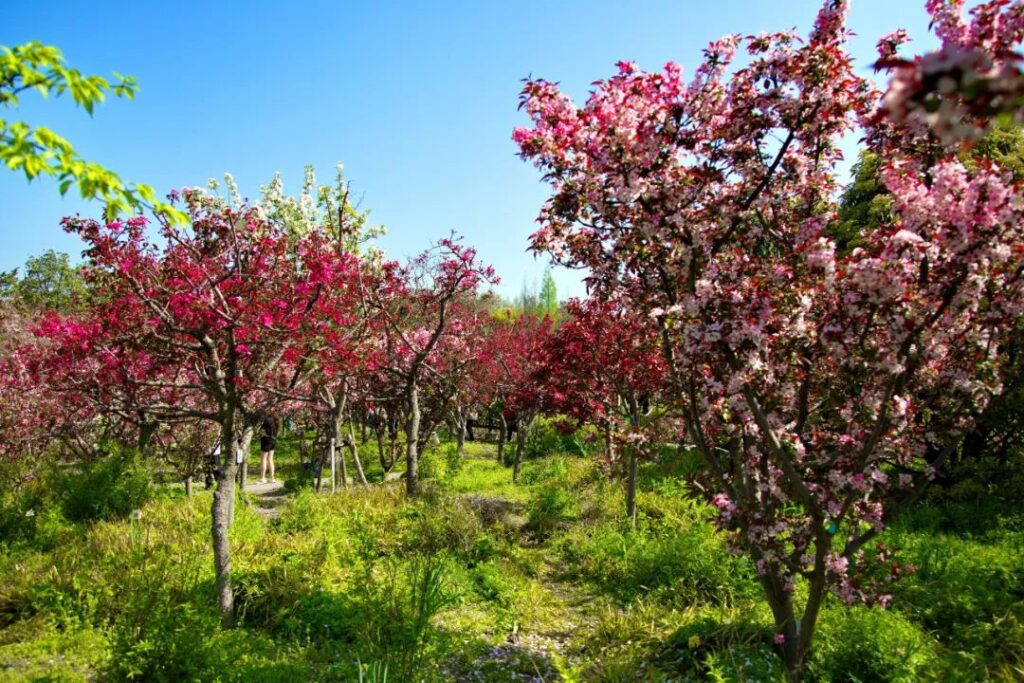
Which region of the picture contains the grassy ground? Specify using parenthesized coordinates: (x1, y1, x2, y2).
(0, 430, 1022, 681)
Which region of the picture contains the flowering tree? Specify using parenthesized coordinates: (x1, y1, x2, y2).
(870, 0, 1024, 148)
(363, 238, 497, 495)
(493, 314, 553, 481)
(150, 419, 220, 496)
(541, 297, 666, 523)
(0, 303, 80, 465)
(514, 1, 1024, 678)
(54, 192, 351, 626)
(415, 301, 491, 460)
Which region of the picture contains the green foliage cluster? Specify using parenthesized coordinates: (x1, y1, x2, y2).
(56, 452, 152, 523)
(524, 416, 593, 461)
(0, 42, 183, 222)
(0, 449, 151, 550)
(0, 250, 88, 312)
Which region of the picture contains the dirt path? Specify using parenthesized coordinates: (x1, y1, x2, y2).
(468, 559, 608, 682)
(244, 479, 287, 519)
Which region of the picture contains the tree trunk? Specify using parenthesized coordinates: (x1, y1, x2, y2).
(212, 416, 238, 628)
(338, 435, 348, 488)
(384, 408, 401, 472)
(329, 437, 337, 493)
(625, 405, 640, 527)
(237, 423, 253, 491)
(348, 422, 369, 486)
(455, 407, 466, 459)
(626, 450, 638, 528)
(314, 437, 326, 493)
(755, 556, 830, 683)
(138, 419, 157, 458)
(405, 383, 421, 496)
(512, 417, 529, 482)
(377, 425, 387, 472)
(604, 421, 615, 478)
(229, 425, 253, 525)
(184, 475, 193, 498)
(497, 413, 507, 464)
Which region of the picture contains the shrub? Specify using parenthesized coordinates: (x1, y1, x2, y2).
(558, 521, 754, 607)
(56, 451, 152, 523)
(807, 605, 938, 682)
(525, 417, 562, 460)
(347, 555, 458, 678)
(443, 443, 464, 484)
(646, 603, 781, 682)
(525, 484, 578, 536)
(886, 524, 1024, 675)
(0, 485, 51, 548)
(417, 446, 442, 481)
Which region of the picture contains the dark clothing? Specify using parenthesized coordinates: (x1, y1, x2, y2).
(260, 416, 279, 452)
(506, 418, 518, 443)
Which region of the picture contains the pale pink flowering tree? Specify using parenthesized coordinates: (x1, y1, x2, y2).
(871, 0, 1024, 147)
(514, 1, 1024, 678)
(362, 238, 497, 495)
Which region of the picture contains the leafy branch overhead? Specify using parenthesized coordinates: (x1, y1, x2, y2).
(0, 41, 184, 223)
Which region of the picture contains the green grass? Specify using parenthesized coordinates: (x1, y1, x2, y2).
(1, 435, 1021, 681)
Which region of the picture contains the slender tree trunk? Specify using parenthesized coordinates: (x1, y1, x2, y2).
(497, 413, 507, 464)
(755, 560, 826, 683)
(383, 408, 400, 472)
(329, 437, 337, 493)
(314, 437, 326, 493)
(405, 383, 421, 496)
(389, 436, 399, 471)
(512, 416, 530, 482)
(604, 421, 615, 479)
(212, 413, 238, 628)
(237, 422, 253, 491)
(455, 407, 466, 458)
(377, 425, 387, 472)
(626, 451, 638, 528)
(229, 425, 254, 524)
(348, 422, 369, 486)
(184, 475, 193, 498)
(338, 434, 349, 488)
(625, 405, 640, 527)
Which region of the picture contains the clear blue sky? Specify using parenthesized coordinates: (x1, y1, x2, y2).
(1, 1, 939, 301)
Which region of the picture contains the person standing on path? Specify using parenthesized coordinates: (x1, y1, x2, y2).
(258, 414, 279, 484)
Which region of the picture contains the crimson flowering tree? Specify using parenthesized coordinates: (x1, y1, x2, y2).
(415, 302, 492, 459)
(52, 191, 355, 627)
(291, 233, 382, 491)
(541, 296, 666, 523)
(466, 315, 520, 464)
(363, 238, 497, 495)
(514, 1, 1024, 678)
(27, 307, 193, 460)
(0, 304, 83, 465)
(492, 314, 553, 481)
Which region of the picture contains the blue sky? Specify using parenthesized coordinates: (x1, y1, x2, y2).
(1, 1, 939, 301)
